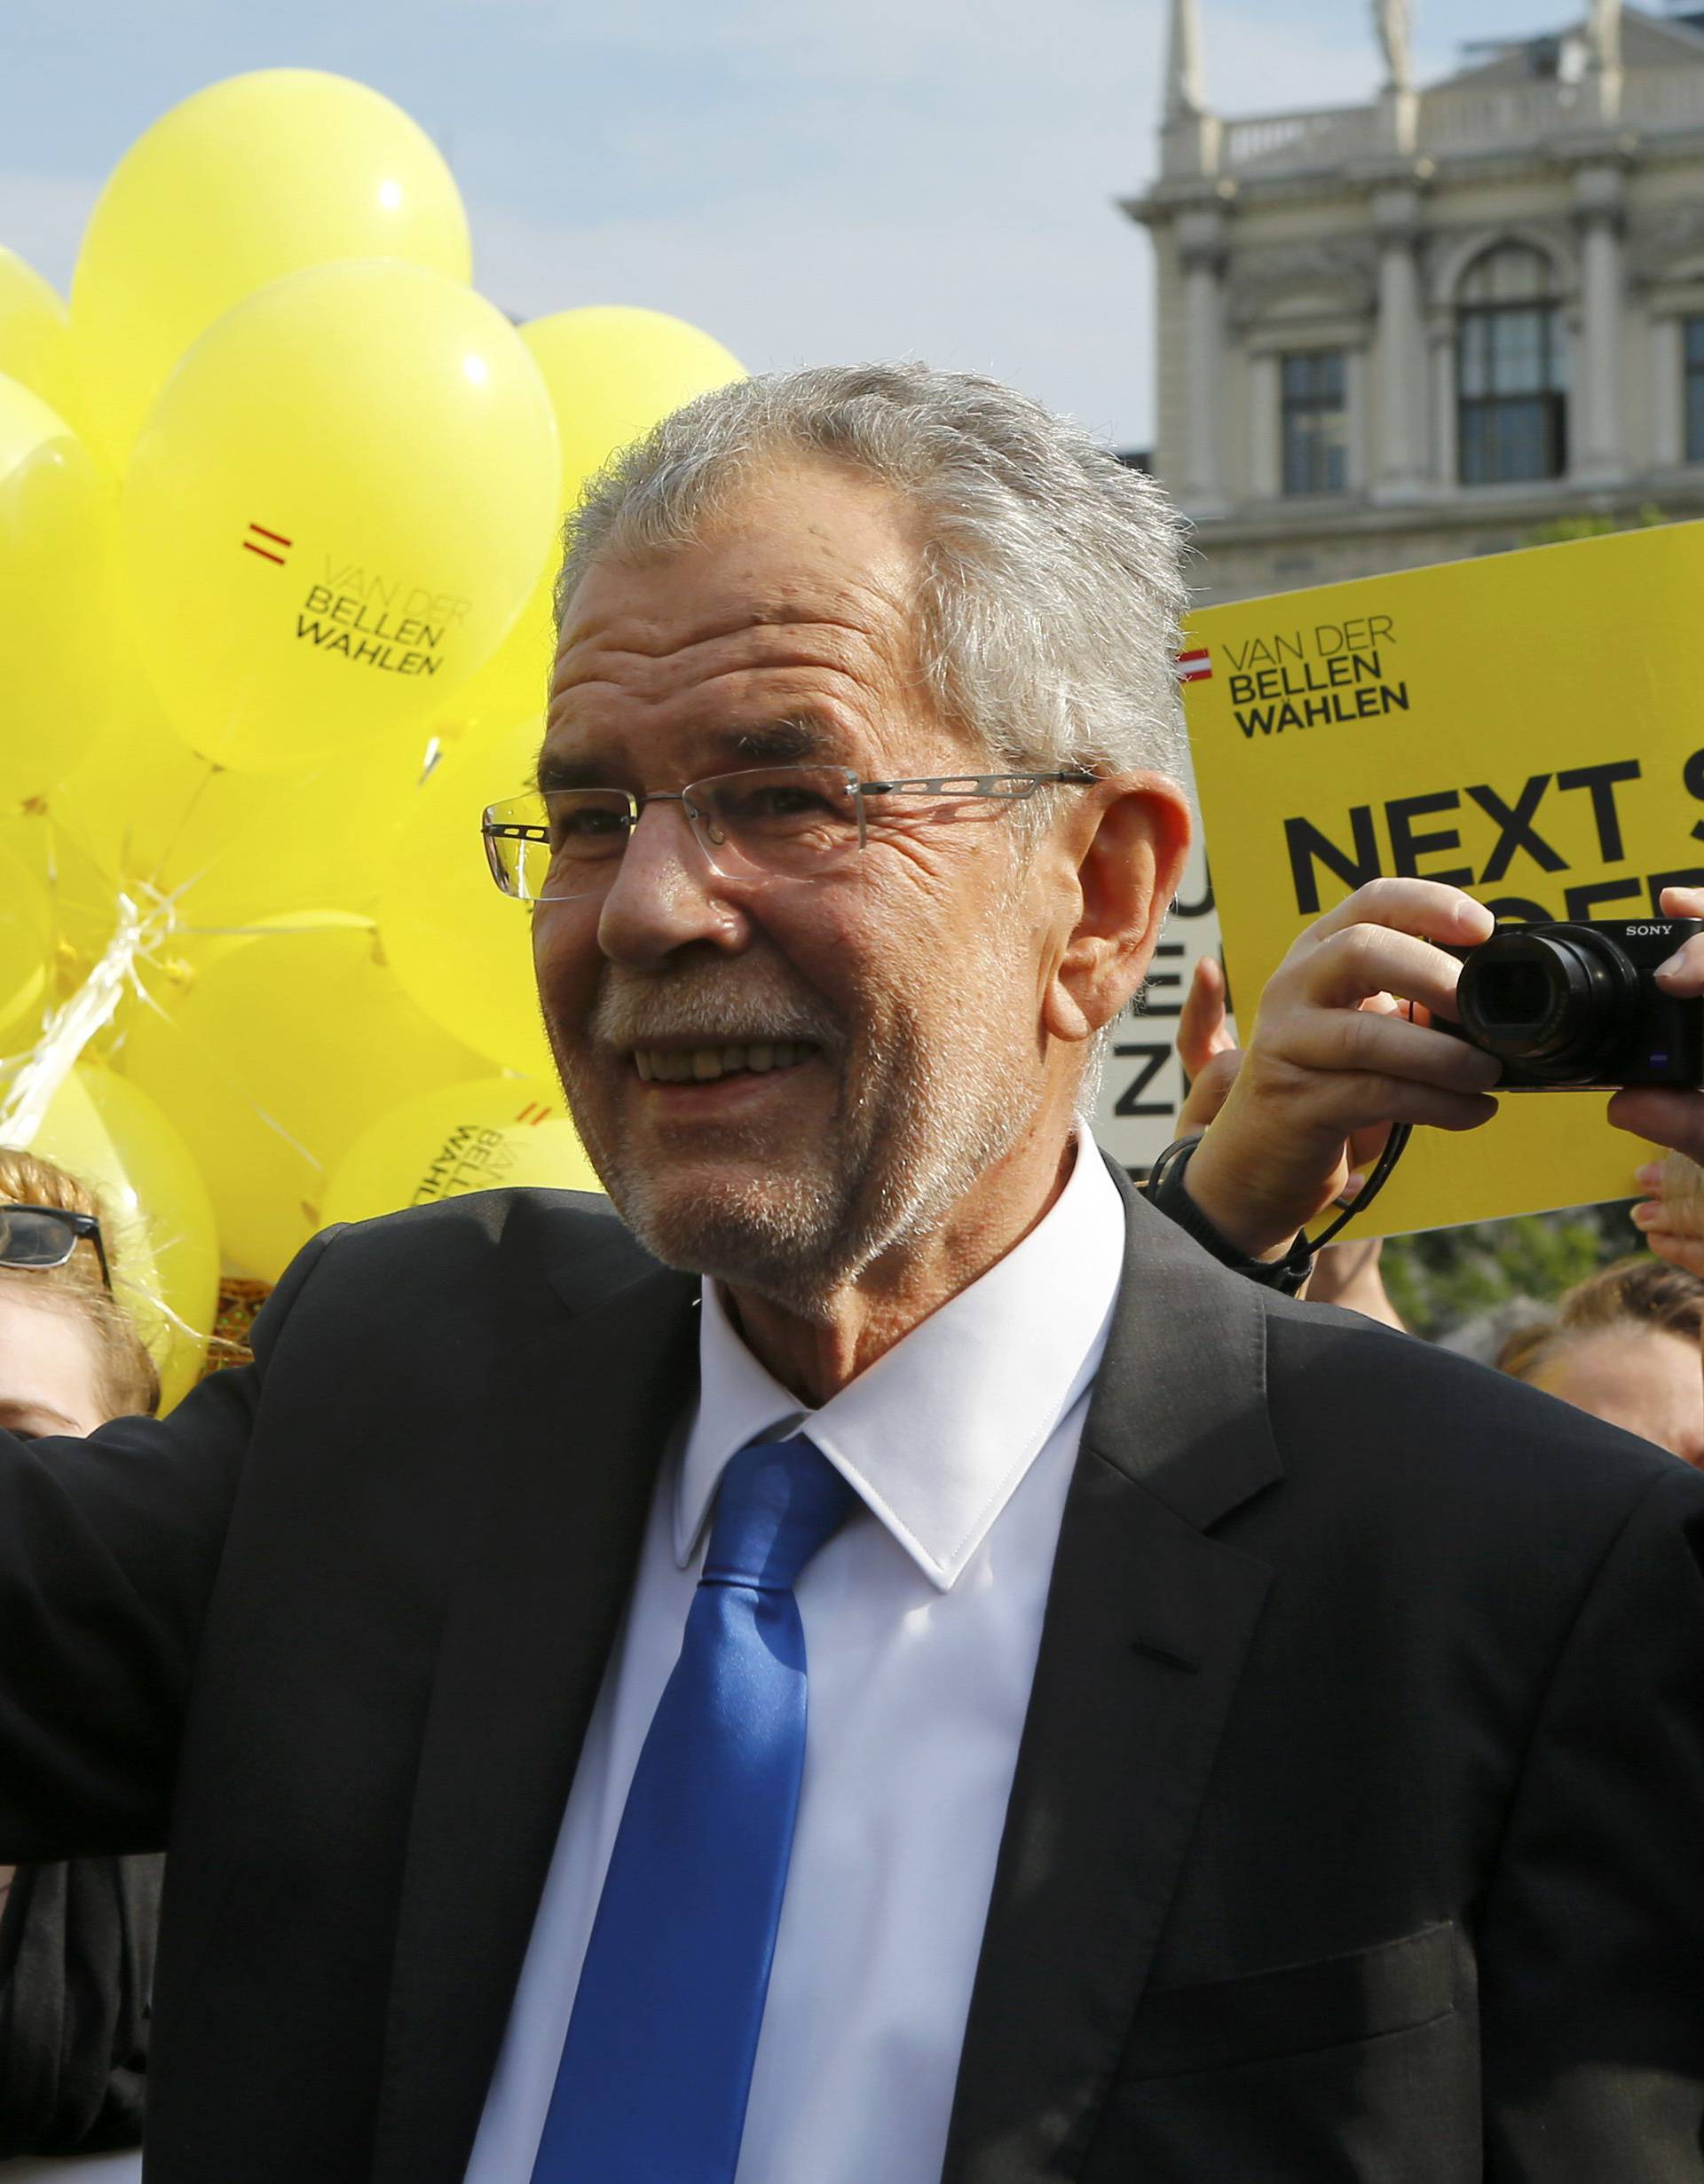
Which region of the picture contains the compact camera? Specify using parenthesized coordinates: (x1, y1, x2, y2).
(1446, 918, 1704, 1090)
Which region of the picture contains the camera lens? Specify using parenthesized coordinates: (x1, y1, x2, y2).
(1456, 926, 1641, 1076)
(1474, 961, 1550, 1026)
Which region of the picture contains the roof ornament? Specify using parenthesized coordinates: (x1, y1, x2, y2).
(1582, 0, 1622, 122)
(1374, 0, 1415, 95)
(1585, 0, 1621, 75)
(1160, 0, 1220, 176)
(1164, 0, 1206, 123)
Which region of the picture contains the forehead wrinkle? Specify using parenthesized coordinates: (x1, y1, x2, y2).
(562, 584, 895, 652)
(546, 627, 912, 749)
(542, 670, 874, 761)
(556, 610, 896, 697)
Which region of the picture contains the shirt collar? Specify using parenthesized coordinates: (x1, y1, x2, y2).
(674, 1136, 1126, 1591)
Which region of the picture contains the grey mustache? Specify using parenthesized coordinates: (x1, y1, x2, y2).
(590, 976, 839, 1051)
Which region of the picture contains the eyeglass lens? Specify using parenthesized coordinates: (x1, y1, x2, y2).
(0, 1207, 81, 1271)
(489, 766, 865, 903)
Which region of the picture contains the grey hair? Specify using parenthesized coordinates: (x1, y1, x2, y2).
(553, 363, 1194, 1118)
(554, 362, 1193, 789)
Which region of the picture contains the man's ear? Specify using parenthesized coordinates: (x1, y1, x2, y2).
(1042, 775, 1193, 1047)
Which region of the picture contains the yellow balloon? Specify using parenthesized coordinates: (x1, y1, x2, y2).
(0, 375, 114, 808)
(0, 248, 94, 448)
(0, 809, 123, 1045)
(433, 562, 559, 747)
(51, 682, 430, 928)
(436, 306, 745, 737)
(322, 1075, 598, 1227)
(378, 713, 556, 1077)
(71, 69, 471, 468)
(0, 840, 52, 1051)
(119, 912, 485, 1281)
(526, 306, 745, 511)
(121, 259, 559, 775)
(28, 1062, 220, 1412)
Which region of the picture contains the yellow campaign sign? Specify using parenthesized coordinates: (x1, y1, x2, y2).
(1182, 522, 1704, 1236)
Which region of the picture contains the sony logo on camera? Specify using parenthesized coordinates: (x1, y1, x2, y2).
(1445, 919, 1704, 1091)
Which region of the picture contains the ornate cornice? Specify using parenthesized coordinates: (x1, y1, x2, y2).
(1629, 201, 1704, 282)
(1224, 238, 1380, 328)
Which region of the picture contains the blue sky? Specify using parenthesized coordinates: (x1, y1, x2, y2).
(1, 0, 1597, 449)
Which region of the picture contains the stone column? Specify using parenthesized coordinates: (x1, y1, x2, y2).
(1651, 311, 1684, 470)
(1371, 184, 1430, 502)
(1430, 325, 1458, 485)
(1345, 345, 1370, 492)
(1249, 350, 1281, 498)
(1161, 0, 1220, 178)
(1573, 162, 1628, 485)
(1176, 206, 1230, 515)
(1377, 86, 1418, 156)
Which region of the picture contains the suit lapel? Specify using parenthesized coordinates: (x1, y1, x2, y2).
(371, 1199, 698, 2184)
(942, 1179, 1280, 2184)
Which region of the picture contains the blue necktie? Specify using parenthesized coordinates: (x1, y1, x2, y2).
(530, 1436, 856, 2184)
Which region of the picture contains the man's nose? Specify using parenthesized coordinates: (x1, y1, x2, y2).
(596, 800, 749, 967)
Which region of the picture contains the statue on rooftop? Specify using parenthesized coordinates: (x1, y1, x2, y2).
(1586, 0, 1621, 75)
(1374, 0, 1414, 96)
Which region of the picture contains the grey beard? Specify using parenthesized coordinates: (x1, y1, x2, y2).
(555, 893, 1044, 1311)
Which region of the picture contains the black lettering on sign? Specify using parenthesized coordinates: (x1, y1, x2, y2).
(1464, 777, 1566, 881)
(1480, 895, 1552, 925)
(1684, 750, 1704, 844)
(1649, 867, 1704, 912)
(1557, 761, 1640, 863)
(1172, 869, 1215, 919)
(1112, 1044, 1172, 1117)
(1284, 805, 1379, 915)
(1138, 942, 1186, 1019)
(1564, 877, 1642, 920)
(1387, 791, 1472, 886)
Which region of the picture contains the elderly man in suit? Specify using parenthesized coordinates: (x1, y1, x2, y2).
(2, 364, 1700, 2184)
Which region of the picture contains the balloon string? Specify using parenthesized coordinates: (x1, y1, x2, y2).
(170, 919, 377, 937)
(0, 889, 166, 1147)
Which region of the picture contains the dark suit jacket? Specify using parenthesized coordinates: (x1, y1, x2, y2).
(0, 1850, 162, 2156)
(0, 1171, 1700, 2182)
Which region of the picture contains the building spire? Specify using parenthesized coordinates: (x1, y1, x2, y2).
(1373, 0, 1414, 97)
(1165, 0, 1206, 124)
(1583, 0, 1623, 121)
(1586, 0, 1621, 77)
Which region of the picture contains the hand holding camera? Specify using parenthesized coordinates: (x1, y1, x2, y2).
(1606, 885, 1704, 1163)
(1181, 879, 1503, 1262)
(1180, 881, 1704, 1268)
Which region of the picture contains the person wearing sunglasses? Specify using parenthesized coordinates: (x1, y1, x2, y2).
(0, 1149, 160, 2182)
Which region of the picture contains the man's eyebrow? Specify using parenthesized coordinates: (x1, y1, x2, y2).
(730, 717, 839, 765)
(533, 750, 607, 795)
(533, 717, 841, 795)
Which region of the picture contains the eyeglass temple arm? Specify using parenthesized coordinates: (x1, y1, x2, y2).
(857, 769, 1100, 799)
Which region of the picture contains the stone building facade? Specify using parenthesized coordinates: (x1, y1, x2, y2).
(1125, 1, 1704, 602)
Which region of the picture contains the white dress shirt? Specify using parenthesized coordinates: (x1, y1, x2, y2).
(464, 1139, 1126, 2184)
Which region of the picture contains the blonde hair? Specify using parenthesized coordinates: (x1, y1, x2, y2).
(0, 1147, 160, 1419)
(1497, 1255, 1704, 1385)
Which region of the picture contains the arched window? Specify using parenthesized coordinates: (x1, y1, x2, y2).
(1456, 244, 1567, 485)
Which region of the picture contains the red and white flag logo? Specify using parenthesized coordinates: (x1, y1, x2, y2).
(1176, 647, 1212, 684)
